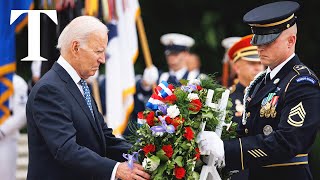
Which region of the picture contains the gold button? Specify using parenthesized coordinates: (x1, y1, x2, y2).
(247, 112, 251, 118)
(245, 128, 249, 134)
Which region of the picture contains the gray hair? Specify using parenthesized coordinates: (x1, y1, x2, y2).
(57, 16, 108, 52)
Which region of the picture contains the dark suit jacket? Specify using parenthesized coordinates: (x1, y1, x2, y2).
(26, 62, 132, 180)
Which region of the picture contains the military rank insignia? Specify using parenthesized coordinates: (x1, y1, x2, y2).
(260, 92, 279, 118)
(287, 102, 306, 127)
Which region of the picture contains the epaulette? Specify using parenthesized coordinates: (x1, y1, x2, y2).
(285, 65, 320, 92)
(293, 65, 315, 76)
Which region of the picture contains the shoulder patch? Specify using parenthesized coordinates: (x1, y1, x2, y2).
(296, 75, 317, 85)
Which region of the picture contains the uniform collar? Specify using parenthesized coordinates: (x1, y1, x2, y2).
(236, 82, 246, 93)
(169, 67, 188, 80)
(267, 53, 295, 80)
(57, 56, 81, 84)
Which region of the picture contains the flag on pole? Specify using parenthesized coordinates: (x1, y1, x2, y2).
(0, 1, 33, 124)
(106, 0, 140, 136)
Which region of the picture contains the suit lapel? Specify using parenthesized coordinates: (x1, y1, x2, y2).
(249, 80, 277, 106)
(91, 97, 106, 154)
(248, 55, 301, 107)
(52, 63, 102, 141)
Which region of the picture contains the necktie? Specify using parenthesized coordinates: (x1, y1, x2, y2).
(167, 75, 179, 86)
(80, 79, 94, 118)
(264, 73, 271, 85)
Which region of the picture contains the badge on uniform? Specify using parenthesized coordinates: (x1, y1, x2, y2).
(263, 125, 273, 136)
(260, 92, 279, 118)
(287, 102, 306, 127)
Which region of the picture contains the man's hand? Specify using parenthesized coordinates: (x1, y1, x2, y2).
(196, 131, 224, 160)
(116, 162, 150, 180)
(142, 65, 159, 86)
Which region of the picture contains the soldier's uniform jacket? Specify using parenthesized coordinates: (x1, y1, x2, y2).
(229, 83, 246, 125)
(224, 55, 320, 179)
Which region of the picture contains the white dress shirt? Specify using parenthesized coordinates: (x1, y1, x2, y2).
(266, 53, 295, 80)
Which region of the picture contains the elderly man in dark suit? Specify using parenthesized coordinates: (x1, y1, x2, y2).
(26, 16, 150, 180)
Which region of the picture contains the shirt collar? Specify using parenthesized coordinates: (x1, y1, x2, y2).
(57, 56, 81, 84)
(267, 53, 295, 80)
(169, 67, 188, 80)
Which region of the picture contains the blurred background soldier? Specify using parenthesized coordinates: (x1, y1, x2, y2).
(221, 37, 241, 87)
(228, 34, 265, 125)
(0, 74, 28, 180)
(133, 33, 195, 115)
(186, 52, 206, 80)
(227, 34, 265, 180)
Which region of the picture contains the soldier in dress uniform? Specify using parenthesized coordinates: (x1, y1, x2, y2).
(186, 52, 206, 80)
(0, 74, 28, 180)
(228, 35, 265, 125)
(227, 35, 265, 180)
(197, 1, 320, 180)
(133, 33, 195, 117)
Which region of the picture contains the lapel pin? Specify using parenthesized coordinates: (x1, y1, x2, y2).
(273, 78, 280, 84)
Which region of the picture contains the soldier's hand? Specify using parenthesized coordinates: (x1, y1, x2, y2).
(142, 65, 158, 86)
(196, 131, 224, 159)
(116, 162, 150, 180)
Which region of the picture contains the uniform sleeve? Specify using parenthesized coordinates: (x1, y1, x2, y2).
(0, 75, 28, 136)
(224, 74, 320, 171)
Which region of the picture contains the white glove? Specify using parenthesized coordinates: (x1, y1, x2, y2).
(142, 65, 159, 85)
(196, 131, 224, 160)
(31, 61, 42, 78)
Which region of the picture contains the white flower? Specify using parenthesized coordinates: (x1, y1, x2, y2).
(167, 105, 180, 118)
(187, 93, 199, 101)
(152, 131, 164, 137)
(142, 156, 160, 172)
(188, 79, 201, 86)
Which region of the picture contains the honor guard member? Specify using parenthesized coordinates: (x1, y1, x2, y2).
(196, 1, 320, 180)
(228, 35, 265, 125)
(186, 52, 206, 80)
(134, 33, 195, 115)
(0, 74, 28, 180)
(221, 36, 241, 87)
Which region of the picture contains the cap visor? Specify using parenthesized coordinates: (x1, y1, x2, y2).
(251, 33, 281, 46)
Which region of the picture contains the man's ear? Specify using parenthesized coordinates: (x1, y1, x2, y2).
(71, 41, 80, 54)
(287, 35, 296, 48)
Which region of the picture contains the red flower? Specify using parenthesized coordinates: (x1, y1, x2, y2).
(146, 111, 155, 126)
(162, 145, 173, 158)
(142, 144, 156, 155)
(172, 117, 185, 129)
(189, 99, 202, 112)
(165, 116, 173, 124)
(195, 147, 200, 160)
(164, 94, 177, 103)
(197, 85, 202, 91)
(184, 127, 194, 141)
(174, 166, 186, 179)
(137, 111, 144, 119)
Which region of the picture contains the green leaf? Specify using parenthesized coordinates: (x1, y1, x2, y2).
(192, 171, 200, 179)
(153, 164, 167, 180)
(174, 156, 184, 167)
(181, 142, 189, 150)
(202, 111, 214, 119)
(156, 149, 169, 161)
